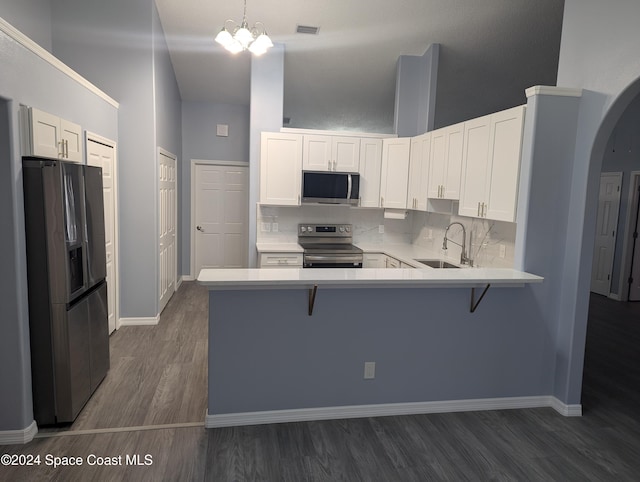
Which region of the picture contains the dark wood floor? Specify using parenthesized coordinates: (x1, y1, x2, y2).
(2, 288, 640, 481)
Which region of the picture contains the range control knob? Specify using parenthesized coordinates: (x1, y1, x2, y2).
(345, 226, 351, 232)
(339, 227, 345, 233)
(300, 226, 306, 233)
(307, 226, 313, 232)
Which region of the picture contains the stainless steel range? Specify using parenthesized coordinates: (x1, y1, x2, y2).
(298, 224, 363, 268)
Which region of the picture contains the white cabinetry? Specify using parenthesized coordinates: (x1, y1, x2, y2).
(259, 252, 303, 268)
(24, 107, 83, 162)
(407, 133, 431, 211)
(384, 255, 401, 268)
(459, 105, 525, 222)
(303, 135, 360, 172)
(380, 138, 411, 209)
(358, 138, 383, 208)
(363, 252, 385, 268)
(428, 122, 464, 200)
(260, 132, 303, 206)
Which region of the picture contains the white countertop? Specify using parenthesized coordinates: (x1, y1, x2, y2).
(255, 242, 303, 253)
(355, 242, 455, 268)
(198, 267, 543, 290)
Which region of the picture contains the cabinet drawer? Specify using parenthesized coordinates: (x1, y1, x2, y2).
(259, 252, 303, 268)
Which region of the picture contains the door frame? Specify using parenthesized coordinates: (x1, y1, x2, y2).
(190, 159, 250, 279)
(616, 171, 640, 301)
(85, 131, 120, 331)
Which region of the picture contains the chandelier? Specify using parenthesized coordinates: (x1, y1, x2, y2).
(214, 0, 274, 55)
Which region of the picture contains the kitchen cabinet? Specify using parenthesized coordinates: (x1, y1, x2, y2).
(380, 138, 411, 209)
(363, 252, 385, 268)
(384, 255, 401, 268)
(400, 262, 415, 268)
(303, 135, 360, 172)
(358, 138, 383, 207)
(259, 252, 303, 268)
(459, 105, 525, 222)
(260, 132, 303, 206)
(23, 107, 83, 162)
(407, 133, 431, 211)
(428, 122, 464, 200)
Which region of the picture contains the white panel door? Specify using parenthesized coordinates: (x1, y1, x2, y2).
(194, 164, 249, 274)
(159, 150, 177, 314)
(591, 172, 622, 296)
(87, 137, 118, 334)
(358, 138, 383, 207)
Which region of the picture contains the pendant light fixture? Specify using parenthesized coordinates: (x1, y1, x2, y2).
(215, 0, 274, 55)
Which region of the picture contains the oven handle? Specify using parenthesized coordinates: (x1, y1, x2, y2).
(304, 255, 363, 263)
(347, 174, 352, 200)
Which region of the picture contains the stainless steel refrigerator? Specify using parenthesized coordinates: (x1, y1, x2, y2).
(23, 157, 110, 425)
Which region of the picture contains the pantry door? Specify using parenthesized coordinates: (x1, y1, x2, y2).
(159, 149, 177, 314)
(192, 161, 248, 277)
(86, 134, 119, 334)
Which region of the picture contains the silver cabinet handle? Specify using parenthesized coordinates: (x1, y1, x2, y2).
(65, 139, 69, 158)
(298, 194, 301, 204)
(381, 196, 384, 207)
(58, 140, 64, 158)
(328, 160, 331, 170)
(477, 202, 480, 217)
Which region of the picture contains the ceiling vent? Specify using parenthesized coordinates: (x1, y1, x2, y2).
(296, 25, 320, 35)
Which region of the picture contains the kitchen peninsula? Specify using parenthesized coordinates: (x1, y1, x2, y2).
(199, 266, 550, 429)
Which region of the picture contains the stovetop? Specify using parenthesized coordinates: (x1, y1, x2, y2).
(299, 242, 363, 255)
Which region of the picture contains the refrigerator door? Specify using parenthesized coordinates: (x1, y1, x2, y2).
(83, 165, 107, 287)
(87, 282, 110, 392)
(61, 162, 88, 301)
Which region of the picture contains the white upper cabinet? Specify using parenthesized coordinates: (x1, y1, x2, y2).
(260, 132, 303, 206)
(380, 138, 411, 209)
(459, 105, 526, 222)
(407, 133, 431, 211)
(24, 107, 83, 163)
(358, 138, 383, 208)
(428, 122, 464, 200)
(303, 135, 360, 172)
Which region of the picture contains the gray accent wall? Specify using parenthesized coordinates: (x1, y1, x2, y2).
(0, 0, 52, 52)
(181, 102, 249, 276)
(0, 25, 118, 432)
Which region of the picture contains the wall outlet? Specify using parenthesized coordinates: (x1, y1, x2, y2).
(499, 244, 506, 258)
(260, 222, 271, 232)
(364, 361, 376, 379)
(378, 225, 385, 234)
(272, 222, 279, 232)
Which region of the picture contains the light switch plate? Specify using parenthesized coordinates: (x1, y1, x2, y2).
(216, 124, 229, 137)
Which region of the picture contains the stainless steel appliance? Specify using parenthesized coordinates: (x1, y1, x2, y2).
(302, 171, 360, 205)
(298, 224, 363, 268)
(23, 157, 109, 425)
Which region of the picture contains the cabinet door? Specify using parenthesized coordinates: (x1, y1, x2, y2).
(259, 252, 303, 268)
(363, 253, 384, 268)
(428, 127, 446, 198)
(359, 138, 383, 207)
(459, 115, 491, 217)
(303, 135, 332, 171)
(407, 137, 422, 209)
(380, 138, 410, 209)
(260, 132, 303, 205)
(485, 105, 526, 222)
(60, 119, 83, 163)
(30, 107, 61, 159)
(385, 255, 401, 268)
(333, 136, 360, 171)
(443, 122, 464, 199)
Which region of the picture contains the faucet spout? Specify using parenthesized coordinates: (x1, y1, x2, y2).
(443, 222, 471, 266)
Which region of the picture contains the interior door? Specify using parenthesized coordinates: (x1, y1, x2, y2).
(591, 172, 622, 296)
(628, 177, 640, 300)
(87, 137, 118, 334)
(194, 164, 249, 274)
(159, 150, 177, 314)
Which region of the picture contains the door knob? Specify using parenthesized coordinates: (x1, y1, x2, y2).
(197, 225, 203, 232)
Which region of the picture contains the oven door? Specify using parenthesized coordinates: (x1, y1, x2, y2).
(303, 254, 363, 268)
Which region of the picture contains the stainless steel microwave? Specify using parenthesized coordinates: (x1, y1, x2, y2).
(302, 171, 360, 205)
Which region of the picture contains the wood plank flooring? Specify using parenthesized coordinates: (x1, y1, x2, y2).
(2, 288, 640, 481)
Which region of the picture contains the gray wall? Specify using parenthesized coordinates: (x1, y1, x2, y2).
(0, 0, 52, 52)
(0, 24, 118, 432)
(51, 0, 182, 319)
(394, 44, 439, 137)
(180, 102, 249, 276)
(600, 95, 640, 296)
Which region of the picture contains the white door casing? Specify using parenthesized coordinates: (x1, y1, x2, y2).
(86, 133, 119, 334)
(159, 149, 177, 314)
(192, 161, 249, 278)
(591, 172, 622, 296)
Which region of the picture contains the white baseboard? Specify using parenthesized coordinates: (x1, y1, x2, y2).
(607, 292, 621, 301)
(0, 420, 38, 445)
(119, 316, 159, 327)
(205, 396, 582, 428)
(181, 275, 196, 283)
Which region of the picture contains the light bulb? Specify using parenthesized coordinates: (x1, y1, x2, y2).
(226, 40, 244, 54)
(234, 27, 253, 48)
(214, 28, 233, 47)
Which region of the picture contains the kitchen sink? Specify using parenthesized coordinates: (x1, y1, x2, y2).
(414, 259, 460, 269)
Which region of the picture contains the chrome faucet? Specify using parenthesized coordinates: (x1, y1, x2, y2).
(443, 222, 472, 266)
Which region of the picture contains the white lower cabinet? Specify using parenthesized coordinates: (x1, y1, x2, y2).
(259, 252, 303, 268)
(363, 252, 385, 268)
(384, 255, 401, 268)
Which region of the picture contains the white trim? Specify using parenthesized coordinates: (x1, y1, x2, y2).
(0, 17, 119, 108)
(190, 159, 250, 278)
(34, 422, 203, 439)
(525, 86, 583, 98)
(617, 171, 640, 302)
(119, 316, 160, 327)
(0, 420, 38, 445)
(86, 132, 120, 331)
(204, 396, 581, 428)
(181, 275, 196, 283)
(279, 127, 397, 138)
(608, 292, 621, 301)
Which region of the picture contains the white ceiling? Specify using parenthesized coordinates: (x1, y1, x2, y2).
(154, 0, 564, 132)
